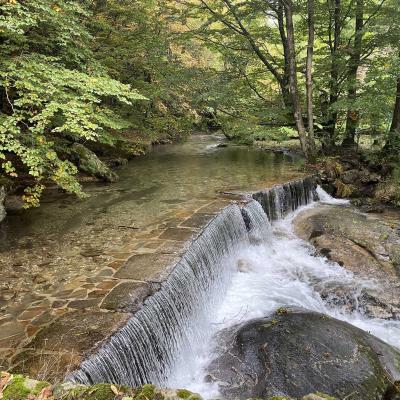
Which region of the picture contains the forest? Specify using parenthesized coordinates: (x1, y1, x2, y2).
(0, 0, 400, 206)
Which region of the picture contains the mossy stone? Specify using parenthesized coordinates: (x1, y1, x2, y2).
(85, 383, 117, 400)
(177, 389, 193, 399)
(135, 384, 156, 400)
(2, 375, 31, 400)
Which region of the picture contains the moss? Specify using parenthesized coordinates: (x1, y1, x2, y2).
(85, 383, 117, 400)
(135, 384, 157, 400)
(2, 375, 31, 400)
(177, 389, 193, 399)
(33, 380, 51, 395)
(275, 307, 288, 316)
(186, 395, 202, 400)
(269, 397, 292, 400)
(64, 385, 88, 399)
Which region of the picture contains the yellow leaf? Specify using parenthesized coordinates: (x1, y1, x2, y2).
(110, 385, 119, 395)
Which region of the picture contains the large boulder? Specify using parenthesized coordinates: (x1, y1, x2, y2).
(207, 308, 400, 400)
(294, 204, 400, 276)
(0, 186, 5, 222)
(71, 143, 119, 182)
(293, 204, 400, 319)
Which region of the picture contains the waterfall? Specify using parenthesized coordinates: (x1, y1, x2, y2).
(241, 201, 273, 245)
(252, 176, 316, 220)
(67, 177, 316, 388)
(68, 204, 250, 386)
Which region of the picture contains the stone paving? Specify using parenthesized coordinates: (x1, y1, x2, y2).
(0, 196, 241, 382)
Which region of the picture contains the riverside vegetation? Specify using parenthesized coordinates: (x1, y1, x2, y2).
(0, 371, 347, 400)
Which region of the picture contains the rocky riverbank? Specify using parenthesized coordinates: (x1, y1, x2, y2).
(0, 371, 351, 400)
(294, 203, 400, 319)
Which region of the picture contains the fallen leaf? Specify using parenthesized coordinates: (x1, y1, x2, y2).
(110, 384, 120, 395)
(0, 372, 12, 398)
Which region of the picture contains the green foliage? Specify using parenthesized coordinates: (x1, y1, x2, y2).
(0, 55, 145, 195)
(0, 0, 214, 206)
(0, 0, 145, 204)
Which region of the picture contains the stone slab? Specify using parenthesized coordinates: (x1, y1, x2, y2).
(180, 213, 214, 228)
(21, 310, 129, 354)
(100, 281, 151, 313)
(114, 253, 179, 282)
(158, 227, 196, 241)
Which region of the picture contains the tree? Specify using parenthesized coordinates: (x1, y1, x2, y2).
(342, 0, 364, 147)
(306, 0, 316, 155)
(0, 0, 146, 205)
(281, 0, 311, 158)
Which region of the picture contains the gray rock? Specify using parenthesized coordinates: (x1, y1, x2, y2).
(0, 186, 5, 222)
(71, 143, 119, 182)
(294, 204, 400, 275)
(4, 194, 24, 214)
(207, 308, 400, 400)
(294, 204, 400, 318)
(341, 169, 360, 184)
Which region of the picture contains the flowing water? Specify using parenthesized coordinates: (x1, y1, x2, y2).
(69, 178, 400, 399)
(0, 134, 303, 251)
(0, 134, 304, 331)
(168, 196, 400, 398)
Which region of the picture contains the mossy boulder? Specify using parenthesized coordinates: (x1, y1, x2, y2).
(71, 143, 119, 182)
(1, 373, 51, 400)
(0, 186, 5, 223)
(207, 308, 400, 400)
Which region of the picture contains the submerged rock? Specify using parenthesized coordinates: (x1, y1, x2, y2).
(71, 143, 119, 182)
(207, 308, 400, 400)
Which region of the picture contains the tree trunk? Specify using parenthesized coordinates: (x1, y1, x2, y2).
(281, 0, 312, 159)
(342, 0, 364, 147)
(384, 74, 400, 153)
(306, 0, 316, 154)
(277, 4, 293, 111)
(390, 76, 400, 133)
(324, 0, 341, 149)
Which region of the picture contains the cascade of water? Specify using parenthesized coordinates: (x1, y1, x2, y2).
(241, 201, 273, 245)
(252, 176, 316, 220)
(316, 185, 350, 205)
(67, 177, 318, 389)
(67, 204, 250, 387)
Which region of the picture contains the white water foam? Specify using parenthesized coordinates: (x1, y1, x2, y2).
(168, 192, 400, 399)
(316, 184, 350, 204)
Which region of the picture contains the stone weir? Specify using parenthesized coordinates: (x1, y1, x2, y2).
(66, 176, 317, 387)
(5, 176, 316, 385)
